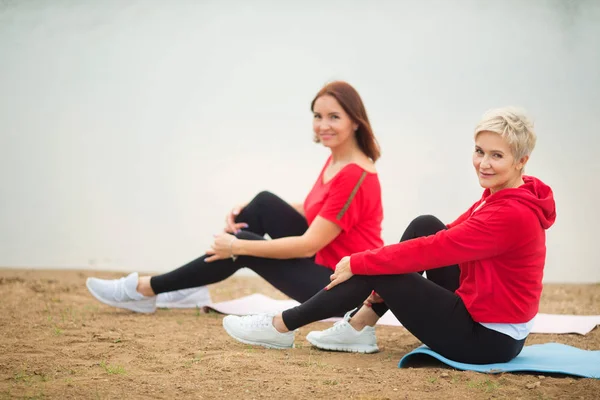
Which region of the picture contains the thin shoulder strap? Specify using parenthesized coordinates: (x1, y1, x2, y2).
(336, 171, 368, 220)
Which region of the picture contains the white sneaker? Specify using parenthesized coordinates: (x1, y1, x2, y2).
(223, 314, 294, 349)
(156, 287, 212, 309)
(306, 310, 379, 353)
(86, 272, 157, 313)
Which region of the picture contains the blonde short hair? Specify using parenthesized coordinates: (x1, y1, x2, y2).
(474, 107, 536, 162)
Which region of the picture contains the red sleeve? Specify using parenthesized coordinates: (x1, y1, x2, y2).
(319, 166, 367, 232)
(350, 202, 522, 275)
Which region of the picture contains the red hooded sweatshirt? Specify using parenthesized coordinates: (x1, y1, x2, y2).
(350, 176, 556, 323)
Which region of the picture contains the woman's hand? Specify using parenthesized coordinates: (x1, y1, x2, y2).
(325, 256, 354, 290)
(205, 232, 237, 263)
(225, 203, 249, 234)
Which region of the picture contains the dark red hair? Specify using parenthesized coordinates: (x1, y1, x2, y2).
(311, 81, 380, 162)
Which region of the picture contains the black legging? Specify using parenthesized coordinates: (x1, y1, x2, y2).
(150, 191, 333, 303)
(282, 215, 525, 365)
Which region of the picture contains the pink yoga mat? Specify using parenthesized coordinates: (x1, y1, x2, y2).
(204, 293, 600, 335)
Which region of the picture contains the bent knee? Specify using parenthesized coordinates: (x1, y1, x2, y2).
(411, 215, 441, 225)
(253, 190, 278, 203)
(403, 215, 446, 239)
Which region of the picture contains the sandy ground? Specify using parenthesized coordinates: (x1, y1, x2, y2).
(0, 269, 599, 400)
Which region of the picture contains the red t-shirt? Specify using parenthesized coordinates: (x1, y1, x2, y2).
(303, 157, 384, 270)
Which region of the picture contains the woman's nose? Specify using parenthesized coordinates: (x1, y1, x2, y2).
(317, 121, 330, 131)
(480, 155, 491, 168)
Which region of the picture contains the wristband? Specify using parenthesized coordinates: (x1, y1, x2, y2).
(229, 236, 238, 262)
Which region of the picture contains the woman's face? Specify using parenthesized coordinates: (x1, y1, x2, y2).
(312, 95, 358, 149)
(473, 131, 527, 193)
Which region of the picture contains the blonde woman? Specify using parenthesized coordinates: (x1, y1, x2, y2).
(223, 107, 557, 364)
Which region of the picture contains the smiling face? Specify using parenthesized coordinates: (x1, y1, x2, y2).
(312, 95, 358, 149)
(473, 131, 529, 193)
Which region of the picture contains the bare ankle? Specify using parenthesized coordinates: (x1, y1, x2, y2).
(136, 276, 156, 297)
(272, 314, 290, 333)
(349, 306, 379, 331)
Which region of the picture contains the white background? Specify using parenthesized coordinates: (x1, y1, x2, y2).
(1, 0, 598, 282)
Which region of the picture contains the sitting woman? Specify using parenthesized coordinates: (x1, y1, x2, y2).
(223, 107, 556, 364)
(86, 81, 385, 316)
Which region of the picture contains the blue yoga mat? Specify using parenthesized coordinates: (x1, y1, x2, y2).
(398, 343, 600, 378)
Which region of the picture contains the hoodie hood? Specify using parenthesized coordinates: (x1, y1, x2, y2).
(483, 176, 556, 229)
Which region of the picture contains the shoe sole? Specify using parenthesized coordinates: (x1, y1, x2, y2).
(223, 322, 293, 350)
(306, 335, 379, 354)
(86, 280, 156, 314)
(156, 301, 208, 309)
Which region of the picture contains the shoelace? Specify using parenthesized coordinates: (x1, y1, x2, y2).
(240, 314, 274, 329)
(327, 308, 357, 332)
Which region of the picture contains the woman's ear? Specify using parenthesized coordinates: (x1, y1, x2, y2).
(517, 155, 530, 171)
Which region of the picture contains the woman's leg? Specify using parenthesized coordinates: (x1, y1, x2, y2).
(348, 214, 460, 328)
(281, 273, 523, 364)
(367, 274, 524, 364)
(87, 191, 324, 312)
(87, 230, 333, 313)
(399, 215, 460, 291)
(149, 230, 332, 302)
(146, 191, 311, 294)
(235, 191, 308, 239)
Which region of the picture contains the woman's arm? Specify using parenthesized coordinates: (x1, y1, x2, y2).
(207, 166, 366, 262)
(351, 203, 526, 275)
(232, 216, 340, 259)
